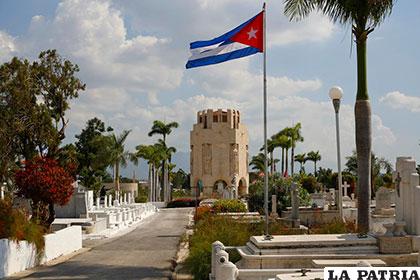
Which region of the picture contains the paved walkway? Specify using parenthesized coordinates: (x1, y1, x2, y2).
(15, 208, 192, 280)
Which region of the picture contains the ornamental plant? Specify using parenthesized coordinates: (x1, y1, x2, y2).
(15, 157, 75, 228)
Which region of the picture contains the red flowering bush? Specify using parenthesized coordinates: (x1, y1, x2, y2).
(15, 157, 74, 227)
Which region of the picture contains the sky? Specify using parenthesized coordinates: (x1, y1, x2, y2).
(1, 0, 419, 179)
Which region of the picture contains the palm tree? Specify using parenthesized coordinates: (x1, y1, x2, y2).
(284, 0, 395, 234)
(250, 153, 267, 174)
(345, 151, 393, 197)
(108, 130, 131, 199)
(287, 123, 304, 175)
(260, 138, 276, 174)
(148, 120, 179, 202)
(133, 144, 166, 202)
(306, 151, 321, 177)
(272, 133, 290, 176)
(155, 139, 177, 201)
(294, 153, 307, 174)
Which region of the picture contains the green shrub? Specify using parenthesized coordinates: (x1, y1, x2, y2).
(0, 199, 45, 252)
(299, 175, 319, 193)
(213, 199, 246, 213)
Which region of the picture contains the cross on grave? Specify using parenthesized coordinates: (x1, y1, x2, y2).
(342, 181, 350, 197)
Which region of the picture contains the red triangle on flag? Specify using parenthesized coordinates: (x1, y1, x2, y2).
(230, 11, 264, 52)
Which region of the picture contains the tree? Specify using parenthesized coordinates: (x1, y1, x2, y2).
(249, 153, 267, 174)
(260, 138, 276, 174)
(284, 0, 395, 233)
(294, 153, 307, 174)
(172, 169, 189, 189)
(148, 120, 179, 202)
(75, 118, 113, 196)
(306, 151, 321, 177)
(133, 143, 166, 202)
(108, 130, 132, 198)
(273, 133, 290, 175)
(0, 50, 85, 183)
(345, 151, 392, 195)
(287, 123, 304, 175)
(15, 157, 74, 228)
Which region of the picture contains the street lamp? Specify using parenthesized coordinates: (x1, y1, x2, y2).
(329, 86, 343, 221)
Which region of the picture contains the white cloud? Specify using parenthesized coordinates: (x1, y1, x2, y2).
(0, 31, 17, 62)
(380, 91, 420, 113)
(21, 0, 183, 94)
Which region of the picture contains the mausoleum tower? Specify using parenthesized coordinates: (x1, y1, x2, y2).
(190, 109, 249, 198)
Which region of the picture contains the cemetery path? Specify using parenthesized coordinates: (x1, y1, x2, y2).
(16, 207, 192, 280)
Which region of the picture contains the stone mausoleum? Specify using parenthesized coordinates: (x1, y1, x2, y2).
(190, 109, 249, 198)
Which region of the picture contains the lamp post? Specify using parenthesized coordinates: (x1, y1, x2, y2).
(329, 86, 343, 221)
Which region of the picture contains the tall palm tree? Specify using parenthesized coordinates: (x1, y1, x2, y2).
(250, 153, 267, 174)
(294, 153, 307, 174)
(155, 139, 177, 201)
(260, 138, 276, 174)
(108, 130, 131, 199)
(272, 133, 290, 175)
(284, 0, 395, 234)
(133, 144, 166, 202)
(306, 151, 321, 177)
(287, 123, 304, 175)
(148, 120, 179, 202)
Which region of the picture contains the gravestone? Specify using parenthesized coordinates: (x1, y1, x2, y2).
(325, 191, 333, 205)
(329, 188, 336, 203)
(108, 194, 113, 206)
(0, 185, 4, 199)
(96, 197, 101, 209)
(104, 195, 108, 208)
(271, 194, 278, 218)
(374, 187, 394, 215)
(290, 183, 300, 228)
(310, 193, 325, 208)
(87, 191, 94, 211)
(394, 157, 420, 235)
(342, 181, 351, 200)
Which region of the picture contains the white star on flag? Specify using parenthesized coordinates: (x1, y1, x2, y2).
(247, 28, 258, 40)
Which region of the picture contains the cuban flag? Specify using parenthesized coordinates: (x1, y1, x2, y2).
(186, 11, 264, 69)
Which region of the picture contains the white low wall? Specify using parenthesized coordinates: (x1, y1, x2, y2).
(0, 226, 82, 278)
(43, 226, 82, 263)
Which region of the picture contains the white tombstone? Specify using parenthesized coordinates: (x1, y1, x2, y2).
(310, 193, 325, 208)
(395, 157, 420, 235)
(351, 193, 355, 200)
(104, 195, 108, 208)
(96, 197, 101, 209)
(128, 193, 132, 204)
(374, 187, 393, 215)
(342, 181, 351, 199)
(114, 199, 120, 207)
(329, 188, 336, 203)
(87, 191, 94, 210)
(124, 193, 127, 205)
(0, 185, 4, 199)
(108, 194, 113, 206)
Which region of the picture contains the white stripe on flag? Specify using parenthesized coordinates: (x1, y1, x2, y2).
(188, 42, 250, 61)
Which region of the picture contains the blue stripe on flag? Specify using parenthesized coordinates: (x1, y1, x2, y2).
(186, 46, 259, 69)
(189, 15, 257, 50)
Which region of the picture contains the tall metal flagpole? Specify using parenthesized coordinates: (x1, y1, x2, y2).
(262, 2, 272, 240)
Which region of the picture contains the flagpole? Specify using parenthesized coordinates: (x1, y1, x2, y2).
(262, 2, 272, 240)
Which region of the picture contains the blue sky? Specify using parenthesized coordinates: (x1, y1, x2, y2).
(0, 0, 419, 178)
